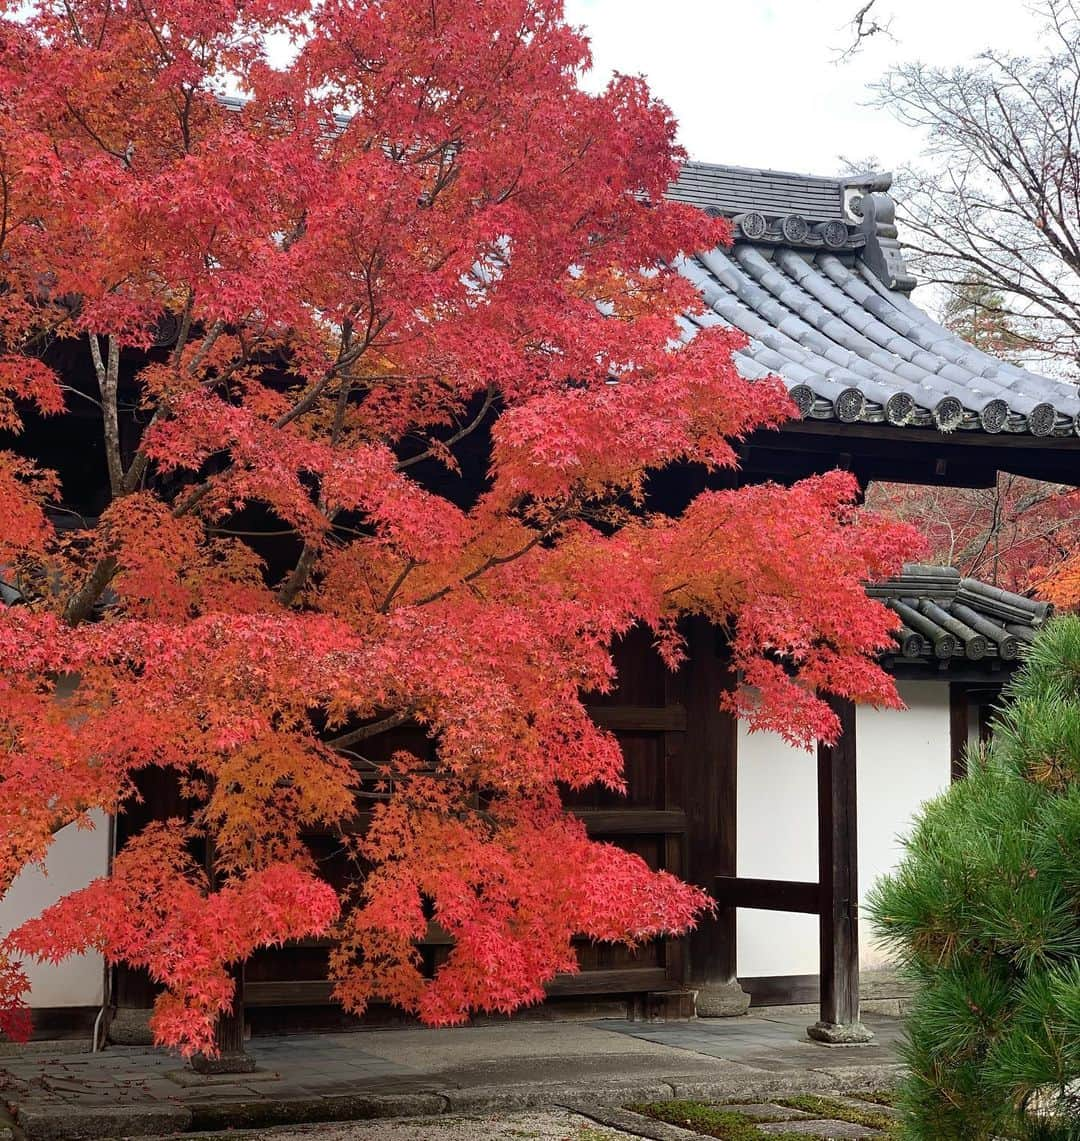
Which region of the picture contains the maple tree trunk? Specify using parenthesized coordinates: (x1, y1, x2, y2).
(190, 965, 254, 1074)
(191, 833, 253, 1074)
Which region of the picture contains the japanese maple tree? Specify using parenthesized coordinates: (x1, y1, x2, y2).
(1043, 539, 1080, 609)
(0, 0, 919, 1054)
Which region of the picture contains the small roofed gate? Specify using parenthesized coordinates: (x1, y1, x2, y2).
(112, 620, 733, 1033)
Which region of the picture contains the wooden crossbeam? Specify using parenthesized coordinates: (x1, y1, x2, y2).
(584, 704, 688, 732)
(245, 967, 672, 1008)
(712, 875, 821, 914)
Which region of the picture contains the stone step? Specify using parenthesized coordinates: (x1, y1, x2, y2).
(758, 1121, 883, 1137)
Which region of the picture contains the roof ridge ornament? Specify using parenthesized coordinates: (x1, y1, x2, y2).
(847, 178, 917, 293)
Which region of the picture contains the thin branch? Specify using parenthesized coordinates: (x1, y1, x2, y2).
(378, 559, 418, 613)
(396, 385, 497, 470)
(412, 503, 572, 607)
(834, 1, 894, 62)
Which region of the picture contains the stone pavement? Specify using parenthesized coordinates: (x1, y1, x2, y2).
(0, 1012, 905, 1140)
(168, 1108, 635, 1139)
(159, 1099, 903, 1140)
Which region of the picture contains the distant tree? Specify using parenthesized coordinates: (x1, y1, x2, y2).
(1042, 535, 1080, 610)
(943, 277, 1029, 359)
(866, 477, 1079, 596)
(873, 0, 1080, 372)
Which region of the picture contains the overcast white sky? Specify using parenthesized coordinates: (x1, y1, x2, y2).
(564, 0, 1051, 175)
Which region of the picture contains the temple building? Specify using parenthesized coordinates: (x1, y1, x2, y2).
(3, 163, 1079, 1047)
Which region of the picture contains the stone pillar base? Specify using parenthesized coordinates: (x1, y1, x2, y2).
(694, 980, 751, 1018)
(807, 1019, 875, 1045)
(189, 1050, 257, 1075)
(107, 1008, 153, 1046)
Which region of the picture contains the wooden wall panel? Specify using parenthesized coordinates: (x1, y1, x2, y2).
(115, 620, 703, 1025)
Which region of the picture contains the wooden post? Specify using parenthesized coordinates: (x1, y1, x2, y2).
(682, 617, 748, 1016)
(949, 683, 969, 782)
(808, 695, 873, 1044)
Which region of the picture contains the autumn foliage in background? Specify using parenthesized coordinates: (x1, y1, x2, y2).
(866, 476, 1080, 601)
(865, 281, 1080, 608)
(0, 0, 919, 1054)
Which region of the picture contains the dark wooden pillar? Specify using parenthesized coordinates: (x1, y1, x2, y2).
(808, 695, 872, 1043)
(949, 683, 969, 782)
(682, 618, 748, 1016)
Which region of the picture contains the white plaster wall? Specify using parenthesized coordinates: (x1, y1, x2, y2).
(856, 680, 951, 969)
(736, 722, 820, 977)
(736, 680, 951, 979)
(0, 811, 110, 1008)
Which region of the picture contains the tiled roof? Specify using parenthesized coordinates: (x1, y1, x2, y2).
(668, 163, 849, 221)
(668, 167, 1080, 438)
(867, 564, 1051, 666)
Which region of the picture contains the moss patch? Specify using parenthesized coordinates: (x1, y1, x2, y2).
(854, 1089, 900, 1108)
(776, 1095, 896, 1131)
(626, 1101, 817, 1140)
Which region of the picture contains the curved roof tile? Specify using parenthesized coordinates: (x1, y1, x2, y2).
(866, 564, 1051, 667)
(669, 166, 1080, 438)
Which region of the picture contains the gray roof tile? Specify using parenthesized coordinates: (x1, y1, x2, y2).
(867, 564, 1050, 666)
(670, 165, 1080, 438)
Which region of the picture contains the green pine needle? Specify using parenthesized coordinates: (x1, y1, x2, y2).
(869, 615, 1080, 1138)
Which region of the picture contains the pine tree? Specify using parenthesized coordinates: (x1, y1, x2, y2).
(942, 276, 1026, 362)
(869, 615, 1080, 1140)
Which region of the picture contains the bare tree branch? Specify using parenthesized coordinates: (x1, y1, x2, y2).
(835, 0, 894, 62)
(871, 2, 1080, 372)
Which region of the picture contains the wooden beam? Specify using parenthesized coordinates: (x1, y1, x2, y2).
(545, 967, 670, 997)
(713, 876, 820, 914)
(779, 417, 1080, 454)
(763, 421, 1080, 486)
(740, 974, 821, 1007)
(813, 696, 867, 1038)
(572, 808, 688, 836)
(663, 664, 689, 988)
(887, 662, 1012, 684)
(321, 806, 694, 841)
(585, 704, 688, 732)
(319, 702, 688, 753)
(245, 968, 672, 1008)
